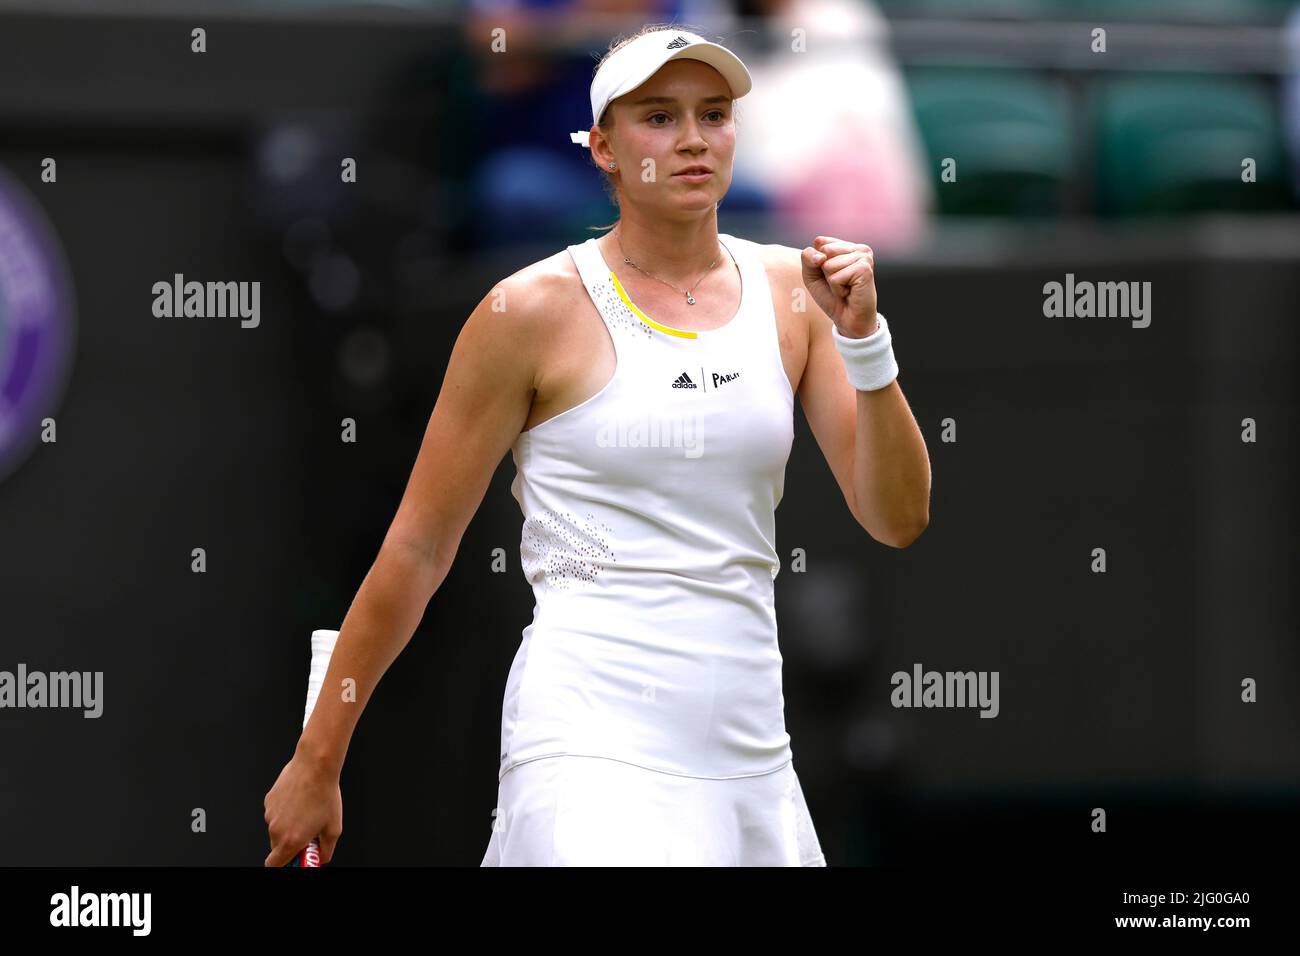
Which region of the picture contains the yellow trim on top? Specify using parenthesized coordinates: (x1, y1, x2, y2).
(609, 271, 699, 339)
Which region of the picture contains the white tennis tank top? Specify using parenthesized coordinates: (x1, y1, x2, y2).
(497, 232, 796, 781)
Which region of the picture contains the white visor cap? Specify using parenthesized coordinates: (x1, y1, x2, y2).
(570, 30, 752, 148)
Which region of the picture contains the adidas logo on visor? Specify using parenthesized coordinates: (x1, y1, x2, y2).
(671, 371, 697, 389)
(666, 36, 690, 49)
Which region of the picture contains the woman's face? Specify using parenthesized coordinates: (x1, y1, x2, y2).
(605, 59, 737, 217)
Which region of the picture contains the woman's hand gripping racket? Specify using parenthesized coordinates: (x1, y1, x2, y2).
(282, 628, 339, 867)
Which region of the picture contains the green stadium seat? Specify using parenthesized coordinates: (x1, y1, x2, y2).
(1038, 0, 1295, 24)
(1092, 72, 1290, 216)
(894, 0, 1296, 24)
(904, 65, 1073, 216)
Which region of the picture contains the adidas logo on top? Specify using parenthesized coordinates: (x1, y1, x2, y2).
(672, 371, 697, 389)
(666, 36, 690, 49)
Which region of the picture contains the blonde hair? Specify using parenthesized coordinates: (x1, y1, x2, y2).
(585, 21, 729, 233)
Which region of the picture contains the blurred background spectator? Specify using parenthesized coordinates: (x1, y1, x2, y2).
(461, 0, 693, 244)
(727, 0, 935, 252)
(1284, 4, 1300, 195)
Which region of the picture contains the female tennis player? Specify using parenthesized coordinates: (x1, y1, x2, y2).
(263, 23, 930, 867)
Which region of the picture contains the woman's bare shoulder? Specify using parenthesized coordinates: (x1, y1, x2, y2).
(489, 247, 585, 330)
(754, 241, 802, 283)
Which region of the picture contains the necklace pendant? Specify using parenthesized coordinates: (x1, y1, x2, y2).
(686, 293, 696, 305)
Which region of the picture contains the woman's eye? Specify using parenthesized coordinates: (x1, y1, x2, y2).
(648, 111, 725, 126)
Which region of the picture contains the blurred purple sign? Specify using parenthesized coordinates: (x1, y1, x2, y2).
(0, 164, 76, 484)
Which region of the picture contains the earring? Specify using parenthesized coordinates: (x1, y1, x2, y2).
(608, 162, 616, 170)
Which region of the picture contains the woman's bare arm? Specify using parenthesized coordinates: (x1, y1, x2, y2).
(290, 272, 545, 779)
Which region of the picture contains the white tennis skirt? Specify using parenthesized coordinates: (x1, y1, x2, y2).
(480, 754, 826, 866)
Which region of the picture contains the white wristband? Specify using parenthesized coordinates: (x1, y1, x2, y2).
(831, 313, 898, 391)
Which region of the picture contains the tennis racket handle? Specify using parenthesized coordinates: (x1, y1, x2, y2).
(287, 837, 323, 868)
(284, 628, 339, 868)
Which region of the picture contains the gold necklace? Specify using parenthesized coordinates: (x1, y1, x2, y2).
(614, 229, 721, 306)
